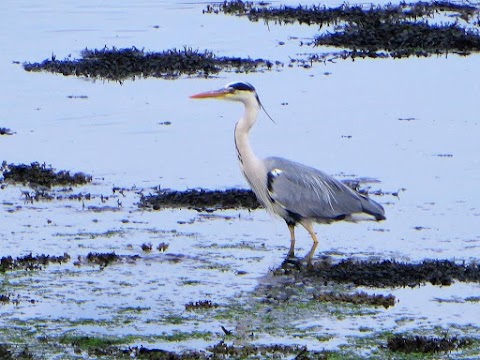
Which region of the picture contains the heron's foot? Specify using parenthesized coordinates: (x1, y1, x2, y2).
(288, 238, 296, 257)
(281, 253, 302, 270)
(304, 242, 319, 265)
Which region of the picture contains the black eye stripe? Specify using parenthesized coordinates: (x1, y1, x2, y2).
(227, 82, 256, 92)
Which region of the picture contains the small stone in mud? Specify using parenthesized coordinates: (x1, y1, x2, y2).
(2, 162, 92, 188)
(0, 127, 14, 135)
(185, 300, 219, 311)
(387, 334, 472, 354)
(157, 242, 169, 252)
(313, 291, 395, 308)
(141, 242, 153, 252)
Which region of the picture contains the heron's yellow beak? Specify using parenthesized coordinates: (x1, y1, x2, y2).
(190, 88, 231, 99)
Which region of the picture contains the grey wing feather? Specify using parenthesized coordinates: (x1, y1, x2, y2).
(264, 157, 385, 220)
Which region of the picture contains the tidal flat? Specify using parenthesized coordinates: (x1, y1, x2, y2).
(1, 0, 480, 358)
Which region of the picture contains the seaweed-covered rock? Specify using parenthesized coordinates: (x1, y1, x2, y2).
(140, 188, 261, 211)
(387, 334, 472, 354)
(280, 258, 480, 287)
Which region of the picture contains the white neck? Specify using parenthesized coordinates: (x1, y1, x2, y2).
(233, 97, 273, 210)
(235, 98, 276, 209)
(234, 97, 261, 167)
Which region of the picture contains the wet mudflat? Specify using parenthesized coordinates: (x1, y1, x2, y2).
(1, 0, 480, 359)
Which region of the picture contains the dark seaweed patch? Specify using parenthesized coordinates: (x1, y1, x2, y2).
(387, 334, 472, 354)
(21, 191, 94, 203)
(23, 47, 278, 81)
(313, 291, 396, 308)
(128, 346, 191, 359)
(1, 162, 92, 188)
(0, 253, 71, 272)
(55, 342, 331, 359)
(207, 342, 328, 359)
(60, 336, 127, 357)
(206, 1, 478, 26)
(0, 345, 13, 360)
(75, 252, 140, 269)
(140, 188, 261, 212)
(279, 258, 480, 287)
(185, 300, 219, 311)
(315, 21, 480, 58)
(0, 345, 34, 360)
(85, 252, 121, 269)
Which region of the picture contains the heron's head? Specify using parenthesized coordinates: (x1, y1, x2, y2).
(190, 81, 260, 105)
(190, 81, 274, 121)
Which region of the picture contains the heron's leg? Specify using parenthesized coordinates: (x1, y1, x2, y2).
(301, 221, 319, 244)
(305, 242, 318, 262)
(287, 223, 296, 257)
(301, 221, 319, 261)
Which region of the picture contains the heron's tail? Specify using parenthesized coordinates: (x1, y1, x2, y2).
(359, 195, 386, 221)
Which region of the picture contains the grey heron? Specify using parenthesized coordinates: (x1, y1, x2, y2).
(190, 81, 385, 258)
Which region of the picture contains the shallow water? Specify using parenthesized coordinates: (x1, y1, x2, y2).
(1, 0, 480, 357)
